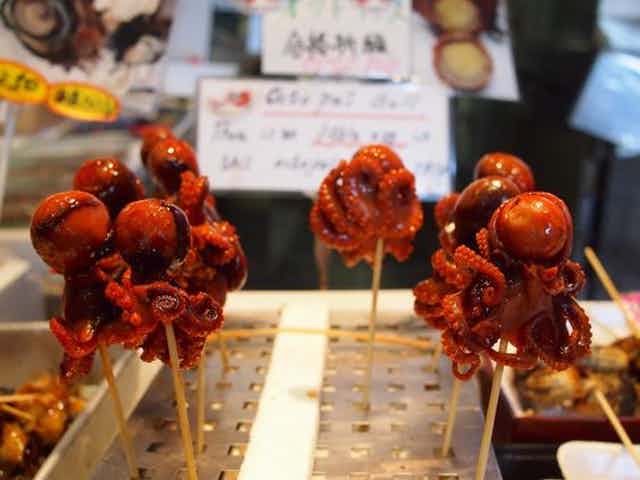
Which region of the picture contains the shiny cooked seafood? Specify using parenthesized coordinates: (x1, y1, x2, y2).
(515, 336, 640, 417)
(0, 374, 84, 478)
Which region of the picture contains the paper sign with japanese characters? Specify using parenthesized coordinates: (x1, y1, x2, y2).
(262, 0, 412, 79)
(197, 79, 451, 199)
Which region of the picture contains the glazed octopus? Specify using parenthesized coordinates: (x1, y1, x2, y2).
(73, 157, 145, 217)
(434, 152, 534, 253)
(105, 199, 223, 368)
(31, 158, 148, 378)
(414, 154, 591, 380)
(31, 191, 122, 379)
(309, 145, 424, 266)
(141, 130, 248, 306)
(31, 190, 222, 377)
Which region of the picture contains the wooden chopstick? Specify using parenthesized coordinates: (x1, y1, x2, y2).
(584, 247, 640, 338)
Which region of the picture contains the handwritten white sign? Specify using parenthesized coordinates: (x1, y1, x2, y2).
(197, 79, 451, 199)
(262, 0, 411, 79)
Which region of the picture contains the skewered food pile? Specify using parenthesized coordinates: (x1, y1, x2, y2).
(516, 336, 640, 417)
(309, 144, 423, 266)
(414, 152, 592, 379)
(0, 374, 84, 478)
(30, 128, 247, 380)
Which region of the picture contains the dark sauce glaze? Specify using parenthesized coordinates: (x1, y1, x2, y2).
(31, 191, 111, 274)
(114, 199, 191, 283)
(73, 157, 145, 217)
(451, 176, 520, 248)
(148, 139, 198, 194)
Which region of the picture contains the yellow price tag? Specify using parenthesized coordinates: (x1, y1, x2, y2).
(0, 60, 48, 104)
(47, 82, 120, 122)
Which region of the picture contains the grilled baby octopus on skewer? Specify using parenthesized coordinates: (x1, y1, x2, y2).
(415, 191, 590, 379)
(143, 134, 248, 306)
(309, 144, 423, 266)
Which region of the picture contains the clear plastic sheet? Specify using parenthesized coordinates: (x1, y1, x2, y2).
(570, 51, 640, 154)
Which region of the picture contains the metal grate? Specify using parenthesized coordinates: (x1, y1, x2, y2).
(92, 319, 273, 480)
(313, 316, 501, 480)
(92, 313, 501, 480)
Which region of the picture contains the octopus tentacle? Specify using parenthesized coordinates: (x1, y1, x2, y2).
(146, 283, 189, 325)
(310, 145, 422, 267)
(309, 203, 360, 250)
(537, 266, 565, 295)
(177, 171, 209, 224)
(337, 155, 384, 230)
(442, 330, 480, 380)
(432, 249, 470, 289)
(49, 317, 97, 359)
(442, 292, 468, 337)
(413, 278, 452, 329)
(385, 237, 414, 263)
(317, 163, 361, 238)
(524, 298, 591, 370)
(559, 260, 586, 295)
(378, 169, 423, 239)
(476, 228, 490, 259)
(557, 297, 591, 359)
(453, 245, 505, 306)
(434, 193, 459, 230)
(537, 262, 585, 297)
(193, 222, 239, 266)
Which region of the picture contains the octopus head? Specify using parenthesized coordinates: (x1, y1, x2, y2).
(489, 192, 573, 265)
(31, 191, 111, 274)
(139, 125, 174, 167)
(452, 176, 520, 247)
(73, 157, 145, 218)
(147, 138, 199, 194)
(114, 199, 190, 281)
(474, 152, 535, 192)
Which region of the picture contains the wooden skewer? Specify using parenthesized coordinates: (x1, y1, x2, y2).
(363, 238, 384, 410)
(593, 388, 640, 469)
(431, 341, 443, 372)
(196, 355, 206, 455)
(98, 343, 139, 480)
(441, 376, 461, 457)
(0, 404, 35, 423)
(215, 327, 432, 350)
(218, 331, 230, 372)
(0, 394, 40, 404)
(584, 246, 640, 338)
(313, 236, 330, 290)
(165, 324, 198, 480)
(475, 338, 508, 480)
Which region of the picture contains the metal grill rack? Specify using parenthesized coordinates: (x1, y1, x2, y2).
(90, 291, 502, 480)
(313, 318, 499, 479)
(93, 319, 275, 480)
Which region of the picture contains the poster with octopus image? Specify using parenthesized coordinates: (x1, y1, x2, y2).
(0, 0, 177, 116)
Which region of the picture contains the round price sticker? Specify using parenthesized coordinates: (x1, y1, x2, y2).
(0, 60, 48, 104)
(47, 82, 120, 122)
